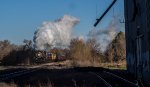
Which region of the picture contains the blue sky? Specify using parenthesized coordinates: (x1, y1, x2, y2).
(0, 0, 124, 44)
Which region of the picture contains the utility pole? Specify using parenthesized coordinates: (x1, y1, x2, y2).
(94, 0, 117, 27)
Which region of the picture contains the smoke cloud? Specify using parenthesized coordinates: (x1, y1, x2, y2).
(88, 16, 123, 51)
(34, 15, 80, 50)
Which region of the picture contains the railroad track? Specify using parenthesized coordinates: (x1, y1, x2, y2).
(89, 71, 139, 87)
(0, 68, 39, 81)
(0, 62, 68, 81)
(89, 72, 112, 87)
(0, 66, 143, 87)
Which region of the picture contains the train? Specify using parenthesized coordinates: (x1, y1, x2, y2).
(33, 50, 66, 63)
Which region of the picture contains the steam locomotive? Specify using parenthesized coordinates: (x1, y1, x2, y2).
(33, 50, 66, 63)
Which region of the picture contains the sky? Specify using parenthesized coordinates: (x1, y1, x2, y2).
(0, 0, 124, 45)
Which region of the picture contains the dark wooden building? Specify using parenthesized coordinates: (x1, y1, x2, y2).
(125, 0, 150, 83)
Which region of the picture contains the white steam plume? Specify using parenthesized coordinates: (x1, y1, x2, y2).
(88, 16, 124, 51)
(34, 15, 79, 50)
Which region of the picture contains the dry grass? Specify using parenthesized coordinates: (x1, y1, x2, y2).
(99, 61, 126, 70)
(0, 80, 54, 87)
(0, 82, 17, 87)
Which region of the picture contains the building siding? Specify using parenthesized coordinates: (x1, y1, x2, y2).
(125, 0, 150, 83)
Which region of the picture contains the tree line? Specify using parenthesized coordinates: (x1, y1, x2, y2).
(0, 31, 125, 66)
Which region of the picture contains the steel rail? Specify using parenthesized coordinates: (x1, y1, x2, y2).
(103, 71, 139, 87)
(89, 72, 112, 87)
(0, 69, 38, 81)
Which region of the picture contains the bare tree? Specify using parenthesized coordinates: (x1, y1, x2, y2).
(23, 39, 32, 50)
(86, 38, 104, 62)
(104, 31, 126, 63)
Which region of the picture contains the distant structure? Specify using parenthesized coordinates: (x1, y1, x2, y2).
(125, 0, 150, 83)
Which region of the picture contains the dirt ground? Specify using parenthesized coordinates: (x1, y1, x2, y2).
(0, 66, 139, 87)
